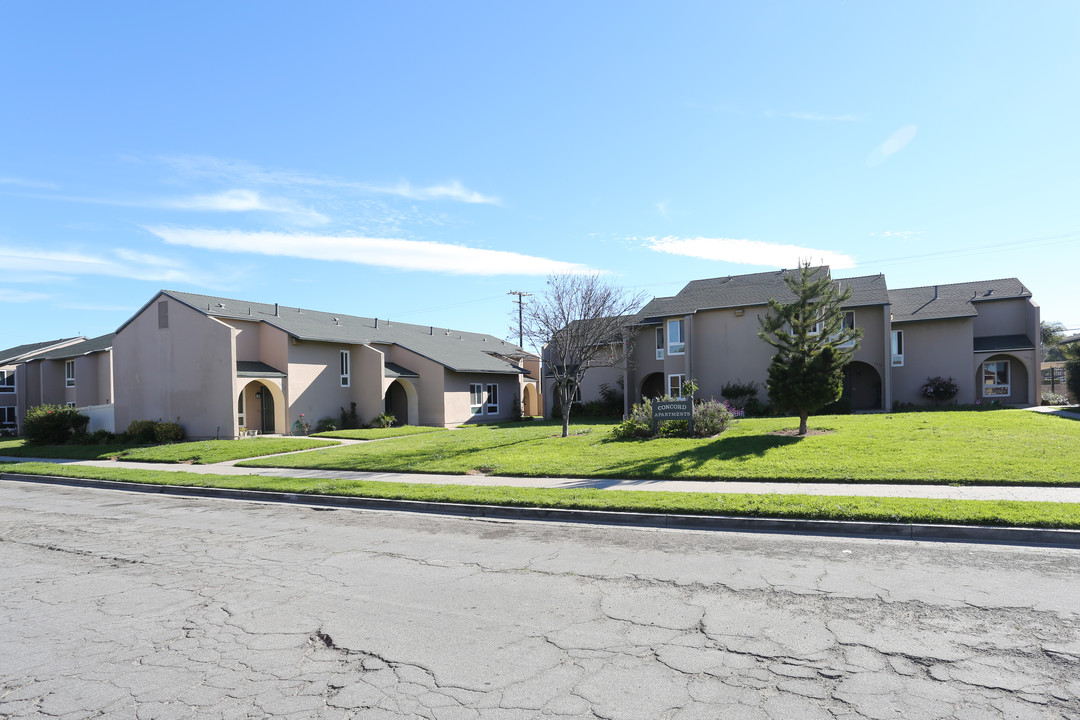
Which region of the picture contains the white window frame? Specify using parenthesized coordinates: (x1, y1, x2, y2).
(65, 360, 76, 387)
(891, 330, 904, 367)
(340, 350, 350, 387)
(982, 360, 1011, 397)
(470, 383, 483, 415)
(655, 326, 664, 360)
(835, 311, 856, 348)
(65, 402, 75, 408)
(668, 373, 686, 398)
(667, 319, 685, 355)
(0, 370, 14, 393)
(485, 383, 499, 414)
(0, 406, 15, 426)
(237, 391, 246, 429)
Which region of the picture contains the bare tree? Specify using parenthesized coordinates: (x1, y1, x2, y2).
(522, 274, 645, 437)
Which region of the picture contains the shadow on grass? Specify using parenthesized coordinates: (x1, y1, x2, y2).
(588, 433, 804, 479)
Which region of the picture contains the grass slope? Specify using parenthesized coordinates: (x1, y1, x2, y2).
(0, 437, 338, 463)
(312, 426, 446, 440)
(3, 462, 1079, 529)
(241, 411, 1080, 486)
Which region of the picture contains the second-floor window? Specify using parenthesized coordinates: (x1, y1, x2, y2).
(667, 319, 685, 355)
(0, 370, 14, 393)
(65, 360, 76, 387)
(891, 330, 904, 367)
(655, 327, 664, 360)
(340, 350, 350, 387)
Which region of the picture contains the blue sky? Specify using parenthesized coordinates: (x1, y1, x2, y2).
(2, 1, 1078, 351)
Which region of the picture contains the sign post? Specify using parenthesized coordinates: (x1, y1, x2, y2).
(651, 397, 693, 435)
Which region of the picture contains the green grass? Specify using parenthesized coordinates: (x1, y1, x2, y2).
(3, 461, 1079, 529)
(240, 411, 1080, 486)
(116, 437, 340, 463)
(0, 437, 339, 463)
(312, 426, 447, 440)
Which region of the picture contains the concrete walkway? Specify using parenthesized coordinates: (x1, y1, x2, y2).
(3, 454, 1079, 503)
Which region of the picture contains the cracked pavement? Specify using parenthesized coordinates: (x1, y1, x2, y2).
(1, 481, 1079, 719)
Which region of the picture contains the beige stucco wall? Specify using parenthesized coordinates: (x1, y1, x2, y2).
(114, 297, 236, 439)
(285, 340, 363, 428)
(445, 371, 518, 426)
(890, 318, 975, 405)
(971, 298, 1031, 338)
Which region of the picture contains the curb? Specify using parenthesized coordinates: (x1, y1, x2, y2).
(4, 472, 1080, 548)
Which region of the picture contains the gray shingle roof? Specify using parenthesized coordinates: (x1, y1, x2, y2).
(0, 337, 83, 364)
(236, 361, 287, 377)
(143, 291, 533, 375)
(973, 334, 1036, 353)
(889, 278, 1031, 324)
(633, 268, 889, 322)
(30, 334, 115, 361)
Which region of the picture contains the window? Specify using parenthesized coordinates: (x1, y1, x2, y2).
(668, 373, 686, 398)
(835, 311, 856, 348)
(486, 383, 499, 414)
(65, 360, 76, 387)
(982, 360, 1010, 397)
(237, 391, 246, 428)
(891, 330, 904, 367)
(340, 350, 350, 387)
(158, 300, 169, 329)
(0, 406, 15, 426)
(65, 402, 75, 408)
(470, 383, 483, 414)
(667, 319, 685, 355)
(655, 327, 664, 360)
(0, 370, 14, 393)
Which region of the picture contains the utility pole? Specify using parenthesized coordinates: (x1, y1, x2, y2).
(508, 291, 531, 347)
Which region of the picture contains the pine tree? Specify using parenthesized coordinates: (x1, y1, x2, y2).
(757, 262, 861, 434)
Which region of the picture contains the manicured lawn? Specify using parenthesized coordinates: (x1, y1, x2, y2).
(116, 437, 340, 463)
(3, 461, 1079, 529)
(240, 411, 1080, 486)
(312, 426, 447, 440)
(0, 437, 339, 463)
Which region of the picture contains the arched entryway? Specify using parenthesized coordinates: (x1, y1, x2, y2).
(383, 379, 418, 425)
(237, 380, 286, 435)
(522, 383, 539, 417)
(976, 354, 1030, 405)
(640, 372, 665, 400)
(843, 361, 882, 411)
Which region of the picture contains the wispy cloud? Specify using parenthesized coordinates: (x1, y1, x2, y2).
(645, 236, 856, 270)
(766, 111, 865, 123)
(0, 287, 51, 302)
(167, 189, 329, 224)
(159, 155, 500, 205)
(0, 176, 58, 190)
(146, 226, 594, 276)
(867, 125, 917, 167)
(0, 246, 207, 285)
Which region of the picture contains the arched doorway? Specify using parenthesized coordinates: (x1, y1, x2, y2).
(640, 372, 665, 400)
(844, 362, 882, 410)
(976, 354, 1029, 405)
(522, 383, 539, 417)
(383, 379, 418, 425)
(237, 380, 285, 435)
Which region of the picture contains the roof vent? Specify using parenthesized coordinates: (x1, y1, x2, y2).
(274, 303, 280, 317)
(375, 318, 379, 329)
(217, 303, 225, 309)
(332, 317, 340, 326)
(297, 307, 302, 314)
(934, 285, 938, 300)
(984, 289, 994, 297)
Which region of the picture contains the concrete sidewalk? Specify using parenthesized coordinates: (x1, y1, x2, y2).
(3, 455, 1079, 503)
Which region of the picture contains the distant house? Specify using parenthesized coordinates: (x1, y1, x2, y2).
(112, 291, 540, 439)
(546, 268, 1041, 415)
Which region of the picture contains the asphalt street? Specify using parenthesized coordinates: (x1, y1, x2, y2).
(1, 480, 1079, 719)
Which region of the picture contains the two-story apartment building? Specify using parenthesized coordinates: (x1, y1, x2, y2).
(545, 268, 1040, 415)
(113, 291, 540, 439)
(0, 337, 98, 435)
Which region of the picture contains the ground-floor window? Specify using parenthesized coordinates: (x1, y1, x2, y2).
(891, 330, 904, 366)
(668, 373, 686, 398)
(0, 406, 15, 427)
(485, 383, 499, 414)
(982, 360, 1010, 397)
(470, 383, 483, 414)
(237, 391, 246, 429)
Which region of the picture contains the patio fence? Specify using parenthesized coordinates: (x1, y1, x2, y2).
(1041, 362, 1075, 402)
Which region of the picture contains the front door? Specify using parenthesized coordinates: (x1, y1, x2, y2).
(261, 389, 274, 433)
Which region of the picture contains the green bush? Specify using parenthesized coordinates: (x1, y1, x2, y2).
(720, 379, 760, 410)
(339, 402, 360, 430)
(314, 416, 337, 433)
(613, 396, 734, 439)
(1042, 392, 1070, 406)
(23, 404, 90, 445)
(692, 399, 734, 437)
(86, 429, 117, 445)
(126, 419, 159, 444)
(612, 397, 654, 439)
(921, 376, 959, 403)
(1066, 347, 1080, 403)
(154, 420, 185, 443)
(372, 412, 396, 429)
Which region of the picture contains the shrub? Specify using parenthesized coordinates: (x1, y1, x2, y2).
(372, 412, 396, 429)
(340, 402, 360, 430)
(314, 416, 337, 433)
(1066, 347, 1080, 403)
(1042, 392, 1070, 406)
(154, 420, 185, 443)
(511, 396, 523, 421)
(86, 429, 116, 445)
(126, 419, 159, 444)
(612, 397, 654, 439)
(692, 399, 735, 437)
(921, 376, 959, 403)
(613, 396, 735, 439)
(720, 379, 760, 410)
(23, 404, 90, 445)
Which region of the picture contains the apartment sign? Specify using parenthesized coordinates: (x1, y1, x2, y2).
(652, 397, 693, 434)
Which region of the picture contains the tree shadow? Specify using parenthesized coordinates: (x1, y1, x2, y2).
(591, 432, 804, 479)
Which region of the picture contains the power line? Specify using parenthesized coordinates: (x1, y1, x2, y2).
(508, 291, 531, 347)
